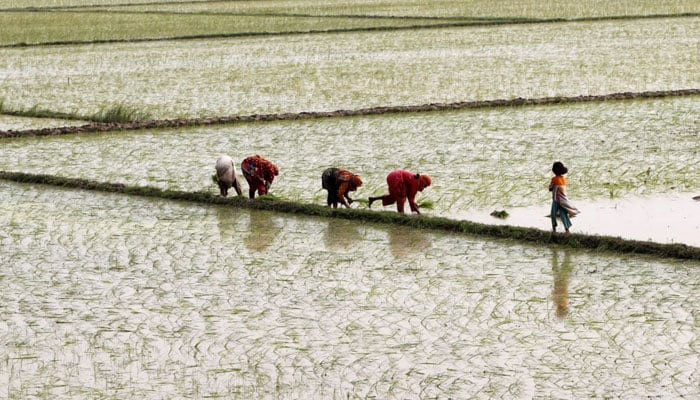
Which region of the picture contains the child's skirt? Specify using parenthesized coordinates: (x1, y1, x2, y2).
(551, 201, 572, 230)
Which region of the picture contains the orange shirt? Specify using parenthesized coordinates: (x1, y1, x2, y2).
(550, 175, 566, 187)
(336, 169, 357, 198)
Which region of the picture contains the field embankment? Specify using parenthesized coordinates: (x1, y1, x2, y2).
(1, 170, 698, 261)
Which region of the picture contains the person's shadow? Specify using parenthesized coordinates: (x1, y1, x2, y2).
(243, 210, 282, 253)
(324, 219, 362, 250)
(551, 249, 573, 319)
(388, 226, 432, 259)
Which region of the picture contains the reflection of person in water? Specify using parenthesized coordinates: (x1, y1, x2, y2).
(551, 249, 573, 319)
(324, 219, 362, 250)
(388, 225, 432, 259)
(243, 210, 282, 252)
(214, 206, 242, 241)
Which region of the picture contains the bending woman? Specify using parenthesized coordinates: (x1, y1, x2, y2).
(321, 167, 363, 208)
(215, 155, 243, 197)
(368, 170, 431, 214)
(241, 155, 279, 199)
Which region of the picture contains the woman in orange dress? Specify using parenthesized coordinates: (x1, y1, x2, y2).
(240, 155, 279, 199)
(368, 170, 431, 214)
(321, 167, 363, 208)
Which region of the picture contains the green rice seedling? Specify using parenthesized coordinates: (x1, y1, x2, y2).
(91, 104, 152, 123)
(417, 199, 435, 209)
(490, 210, 509, 219)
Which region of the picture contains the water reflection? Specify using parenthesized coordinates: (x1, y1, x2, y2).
(244, 211, 282, 253)
(324, 219, 362, 250)
(551, 249, 573, 319)
(388, 226, 432, 259)
(214, 206, 242, 241)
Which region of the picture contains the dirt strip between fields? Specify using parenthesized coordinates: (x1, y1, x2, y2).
(1, 170, 698, 261)
(1, 89, 698, 139)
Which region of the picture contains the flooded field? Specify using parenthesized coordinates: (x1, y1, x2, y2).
(463, 192, 700, 247)
(0, 17, 696, 117)
(72, 0, 700, 19)
(0, 115, 86, 131)
(0, 12, 457, 46)
(1, 182, 698, 398)
(1, 97, 697, 211)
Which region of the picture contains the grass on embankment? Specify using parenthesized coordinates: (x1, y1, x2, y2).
(1, 170, 698, 261)
(0, 99, 152, 123)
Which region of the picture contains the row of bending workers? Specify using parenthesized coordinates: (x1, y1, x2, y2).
(216, 155, 279, 199)
(216, 156, 580, 230)
(215, 155, 432, 214)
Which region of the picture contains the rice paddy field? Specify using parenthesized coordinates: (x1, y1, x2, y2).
(0, 18, 697, 117)
(1, 1, 699, 398)
(2, 182, 699, 398)
(0, 115, 87, 131)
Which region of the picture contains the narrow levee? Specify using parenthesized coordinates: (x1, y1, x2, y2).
(1, 170, 698, 260)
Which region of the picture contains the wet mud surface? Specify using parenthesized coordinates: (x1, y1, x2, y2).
(461, 192, 700, 247)
(1, 182, 699, 398)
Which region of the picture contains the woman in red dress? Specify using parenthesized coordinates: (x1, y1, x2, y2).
(368, 170, 431, 214)
(240, 155, 279, 199)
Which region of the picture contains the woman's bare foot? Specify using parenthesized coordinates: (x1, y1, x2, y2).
(368, 197, 376, 208)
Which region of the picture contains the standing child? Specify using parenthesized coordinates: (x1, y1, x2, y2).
(549, 161, 580, 234)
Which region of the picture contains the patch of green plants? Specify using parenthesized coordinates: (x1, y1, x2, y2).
(91, 104, 152, 123)
(490, 210, 509, 219)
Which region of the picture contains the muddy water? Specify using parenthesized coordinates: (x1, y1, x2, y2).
(0, 17, 697, 118)
(0, 98, 697, 241)
(462, 192, 700, 247)
(0, 115, 87, 131)
(1, 182, 698, 398)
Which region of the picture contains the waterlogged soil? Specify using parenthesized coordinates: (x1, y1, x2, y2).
(0, 17, 697, 117)
(0, 97, 697, 231)
(0, 114, 87, 131)
(464, 192, 700, 247)
(1, 182, 698, 398)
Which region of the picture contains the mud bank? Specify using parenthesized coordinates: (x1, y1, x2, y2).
(1, 170, 698, 260)
(1, 89, 697, 139)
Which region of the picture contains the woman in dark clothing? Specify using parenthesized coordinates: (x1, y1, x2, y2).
(321, 167, 363, 208)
